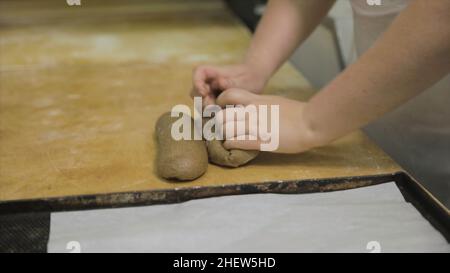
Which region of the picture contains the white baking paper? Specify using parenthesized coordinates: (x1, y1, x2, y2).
(48, 182, 449, 253)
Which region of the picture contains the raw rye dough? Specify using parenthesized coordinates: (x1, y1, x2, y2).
(206, 140, 259, 168)
(203, 117, 259, 167)
(155, 112, 208, 181)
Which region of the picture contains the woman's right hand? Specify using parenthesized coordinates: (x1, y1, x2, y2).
(190, 63, 269, 107)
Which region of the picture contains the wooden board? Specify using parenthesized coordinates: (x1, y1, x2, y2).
(0, 0, 401, 203)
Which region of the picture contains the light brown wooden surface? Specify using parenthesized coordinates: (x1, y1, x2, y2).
(0, 0, 401, 201)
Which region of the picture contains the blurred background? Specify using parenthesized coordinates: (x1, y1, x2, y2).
(227, 0, 353, 88)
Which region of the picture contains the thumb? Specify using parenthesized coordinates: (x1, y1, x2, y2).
(224, 137, 261, 151)
(216, 88, 256, 108)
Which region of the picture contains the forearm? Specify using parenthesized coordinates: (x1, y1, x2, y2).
(244, 0, 335, 80)
(303, 0, 450, 148)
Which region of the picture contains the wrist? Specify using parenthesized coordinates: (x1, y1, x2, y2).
(297, 105, 328, 152)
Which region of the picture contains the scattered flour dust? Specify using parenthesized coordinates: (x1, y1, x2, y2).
(32, 98, 54, 108)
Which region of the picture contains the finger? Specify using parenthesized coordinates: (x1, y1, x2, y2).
(191, 87, 209, 106)
(214, 109, 244, 140)
(193, 76, 207, 96)
(223, 137, 261, 151)
(193, 66, 217, 96)
(210, 76, 235, 97)
(203, 95, 216, 107)
(217, 77, 237, 90)
(190, 87, 199, 99)
(215, 107, 246, 126)
(223, 120, 259, 140)
(216, 88, 255, 108)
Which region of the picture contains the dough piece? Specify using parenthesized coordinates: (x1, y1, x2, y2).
(206, 140, 259, 168)
(204, 116, 259, 168)
(155, 112, 208, 181)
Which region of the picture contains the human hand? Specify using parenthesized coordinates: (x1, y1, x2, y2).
(213, 88, 323, 154)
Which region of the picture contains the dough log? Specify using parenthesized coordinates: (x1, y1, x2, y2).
(206, 140, 259, 168)
(204, 116, 259, 167)
(155, 112, 208, 181)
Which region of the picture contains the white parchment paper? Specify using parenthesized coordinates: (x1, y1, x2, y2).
(48, 182, 449, 253)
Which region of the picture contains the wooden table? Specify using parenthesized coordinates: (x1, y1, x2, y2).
(0, 0, 402, 211)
